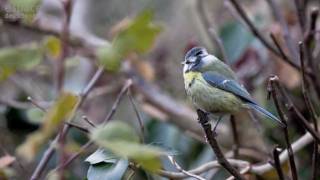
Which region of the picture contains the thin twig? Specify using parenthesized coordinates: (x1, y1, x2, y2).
(304, 9, 320, 98)
(272, 146, 285, 180)
(293, 0, 306, 32)
(197, 109, 245, 180)
(230, 116, 239, 158)
(0, 98, 31, 109)
(196, 0, 230, 65)
(27, 97, 47, 112)
(167, 155, 206, 180)
(265, 0, 299, 62)
(53, 80, 132, 171)
(269, 33, 305, 73)
(56, 2, 73, 177)
(158, 158, 249, 179)
(55, 0, 72, 93)
(81, 116, 96, 128)
(127, 89, 145, 143)
(269, 77, 320, 144)
(65, 122, 89, 133)
(299, 42, 319, 180)
(79, 67, 104, 105)
(268, 76, 298, 180)
(30, 67, 105, 180)
(103, 79, 133, 124)
(227, 0, 280, 57)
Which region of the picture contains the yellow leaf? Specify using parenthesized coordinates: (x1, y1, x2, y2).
(17, 92, 79, 161)
(44, 36, 62, 59)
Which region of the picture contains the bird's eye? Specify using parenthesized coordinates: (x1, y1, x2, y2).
(185, 61, 191, 64)
(195, 51, 203, 56)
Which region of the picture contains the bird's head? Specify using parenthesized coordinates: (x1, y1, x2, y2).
(182, 47, 211, 73)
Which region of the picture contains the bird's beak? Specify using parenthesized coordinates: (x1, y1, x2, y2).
(181, 61, 185, 65)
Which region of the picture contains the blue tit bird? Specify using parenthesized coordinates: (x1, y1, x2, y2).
(182, 46, 284, 127)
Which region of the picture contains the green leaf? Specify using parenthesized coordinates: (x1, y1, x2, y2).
(9, 0, 41, 22)
(90, 122, 164, 172)
(87, 159, 128, 180)
(26, 108, 45, 125)
(0, 43, 42, 70)
(97, 10, 162, 72)
(113, 10, 162, 55)
(219, 21, 254, 63)
(91, 121, 140, 143)
(105, 142, 163, 172)
(17, 92, 79, 161)
(96, 45, 121, 72)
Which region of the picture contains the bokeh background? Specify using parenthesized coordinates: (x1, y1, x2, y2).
(0, 0, 319, 179)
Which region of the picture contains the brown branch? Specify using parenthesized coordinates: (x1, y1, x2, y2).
(272, 146, 285, 180)
(265, 0, 299, 62)
(268, 76, 298, 180)
(55, 0, 72, 93)
(269, 33, 306, 74)
(30, 67, 105, 180)
(196, 0, 230, 65)
(127, 89, 145, 143)
(230, 116, 239, 158)
(304, 9, 320, 98)
(53, 80, 132, 171)
(102, 80, 132, 124)
(293, 0, 306, 32)
(81, 116, 96, 128)
(270, 76, 320, 144)
(65, 122, 89, 133)
(196, 109, 245, 180)
(227, 0, 280, 57)
(299, 42, 319, 180)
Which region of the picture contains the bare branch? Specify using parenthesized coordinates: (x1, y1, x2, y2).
(230, 116, 239, 158)
(65, 122, 89, 133)
(226, 0, 280, 57)
(196, 0, 230, 64)
(167, 155, 206, 180)
(30, 67, 105, 180)
(81, 115, 96, 128)
(53, 80, 132, 171)
(272, 146, 285, 180)
(268, 76, 298, 180)
(127, 89, 145, 143)
(265, 0, 299, 62)
(158, 158, 249, 179)
(197, 109, 245, 180)
(299, 42, 319, 180)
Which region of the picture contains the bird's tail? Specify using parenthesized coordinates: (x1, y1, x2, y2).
(247, 103, 285, 128)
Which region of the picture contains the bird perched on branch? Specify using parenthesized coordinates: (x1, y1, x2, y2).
(182, 46, 284, 128)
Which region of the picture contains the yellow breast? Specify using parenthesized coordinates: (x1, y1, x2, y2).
(183, 71, 202, 89)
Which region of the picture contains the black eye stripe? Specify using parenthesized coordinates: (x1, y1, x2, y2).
(195, 51, 202, 56)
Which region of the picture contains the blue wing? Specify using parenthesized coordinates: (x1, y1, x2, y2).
(202, 71, 255, 104)
(202, 71, 285, 127)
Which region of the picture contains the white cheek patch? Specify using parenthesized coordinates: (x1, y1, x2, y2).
(183, 65, 188, 73)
